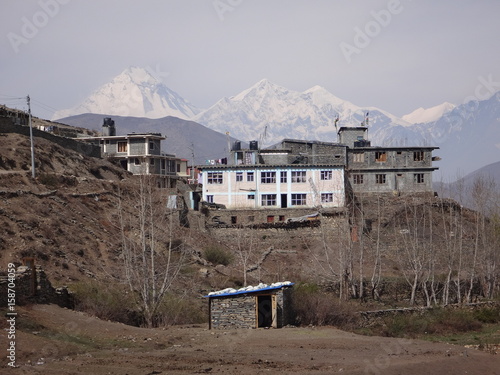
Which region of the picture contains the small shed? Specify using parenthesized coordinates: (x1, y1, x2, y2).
(205, 282, 294, 329)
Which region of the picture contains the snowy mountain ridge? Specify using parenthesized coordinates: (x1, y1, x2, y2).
(402, 102, 456, 124)
(52, 67, 201, 121)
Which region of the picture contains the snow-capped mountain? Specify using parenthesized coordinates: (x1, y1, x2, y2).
(194, 79, 410, 146)
(402, 102, 455, 124)
(52, 67, 200, 120)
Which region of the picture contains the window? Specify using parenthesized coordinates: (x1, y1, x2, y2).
(150, 158, 155, 166)
(280, 171, 287, 183)
(353, 152, 365, 163)
(279, 215, 285, 222)
(236, 172, 243, 182)
(231, 216, 237, 224)
(267, 215, 275, 223)
(149, 141, 155, 150)
(375, 152, 387, 162)
(261, 171, 276, 183)
(206, 195, 214, 203)
(291, 171, 307, 183)
(320, 170, 332, 180)
(207, 172, 223, 184)
(117, 141, 127, 153)
(248, 194, 255, 200)
(376, 174, 386, 184)
(321, 193, 333, 203)
(261, 194, 277, 206)
(353, 174, 364, 184)
(413, 151, 424, 161)
(247, 172, 254, 182)
(414, 173, 425, 183)
(291, 193, 307, 206)
(134, 158, 141, 165)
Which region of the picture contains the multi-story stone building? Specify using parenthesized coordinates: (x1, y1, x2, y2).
(80, 118, 186, 187)
(339, 127, 439, 194)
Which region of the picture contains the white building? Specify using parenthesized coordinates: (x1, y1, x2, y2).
(199, 141, 345, 210)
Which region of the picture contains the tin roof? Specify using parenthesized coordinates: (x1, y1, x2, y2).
(204, 281, 294, 298)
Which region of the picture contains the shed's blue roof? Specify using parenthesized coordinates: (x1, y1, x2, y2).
(204, 282, 294, 298)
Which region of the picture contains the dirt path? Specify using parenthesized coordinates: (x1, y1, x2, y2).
(2, 305, 500, 374)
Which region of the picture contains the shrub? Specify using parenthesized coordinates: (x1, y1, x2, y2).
(204, 246, 232, 266)
(474, 306, 500, 324)
(70, 280, 137, 325)
(381, 308, 483, 338)
(38, 173, 59, 188)
(154, 294, 207, 326)
(292, 283, 360, 328)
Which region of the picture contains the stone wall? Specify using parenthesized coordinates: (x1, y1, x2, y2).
(0, 265, 73, 308)
(210, 294, 256, 329)
(0, 119, 101, 158)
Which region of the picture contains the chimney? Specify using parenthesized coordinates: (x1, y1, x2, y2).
(102, 117, 116, 136)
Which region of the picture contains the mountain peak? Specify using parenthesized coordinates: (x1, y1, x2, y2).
(231, 79, 288, 101)
(119, 66, 157, 85)
(53, 67, 200, 120)
(402, 102, 455, 124)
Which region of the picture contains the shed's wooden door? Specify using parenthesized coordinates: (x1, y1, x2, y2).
(271, 295, 277, 328)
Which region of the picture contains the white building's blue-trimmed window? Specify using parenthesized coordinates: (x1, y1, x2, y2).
(236, 172, 243, 182)
(291, 193, 307, 206)
(261, 171, 276, 183)
(247, 171, 254, 182)
(320, 170, 333, 180)
(261, 194, 277, 206)
(321, 193, 333, 203)
(291, 171, 306, 183)
(248, 194, 255, 200)
(207, 172, 223, 184)
(206, 195, 214, 203)
(280, 171, 287, 183)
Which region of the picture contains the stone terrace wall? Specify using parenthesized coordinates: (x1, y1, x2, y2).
(0, 119, 100, 158)
(0, 266, 73, 308)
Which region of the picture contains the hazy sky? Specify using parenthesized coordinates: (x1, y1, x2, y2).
(2, 0, 500, 120)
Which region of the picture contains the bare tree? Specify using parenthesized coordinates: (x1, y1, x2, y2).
(118, 175, 184, 327)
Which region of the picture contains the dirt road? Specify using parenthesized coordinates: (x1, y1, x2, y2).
(2, 305, 499, 374)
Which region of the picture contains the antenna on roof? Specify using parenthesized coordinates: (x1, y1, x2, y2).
(361, 111, 369, 127)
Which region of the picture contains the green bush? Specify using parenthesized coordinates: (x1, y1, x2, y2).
(204, 246, 232, 266)
(292, 283, 360, 328)
(70, 280, 137, 325)
(474, 306, 500, 324)
(382, 308, 483, 338)
(154, 294, 207, 326)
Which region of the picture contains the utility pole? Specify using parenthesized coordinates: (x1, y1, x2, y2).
(27, 95, 35, 179)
